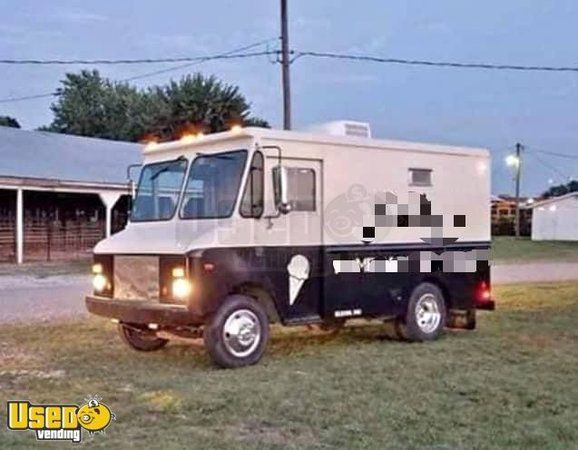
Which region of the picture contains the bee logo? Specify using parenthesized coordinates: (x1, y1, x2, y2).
(76, 395, 115, 433)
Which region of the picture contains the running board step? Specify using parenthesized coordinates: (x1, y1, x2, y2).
(284, 315, 323, 326)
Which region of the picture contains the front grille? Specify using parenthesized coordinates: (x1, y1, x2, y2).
(114, 256, 159, 301)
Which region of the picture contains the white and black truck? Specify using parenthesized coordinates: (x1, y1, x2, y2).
(86, 123, 494, 368)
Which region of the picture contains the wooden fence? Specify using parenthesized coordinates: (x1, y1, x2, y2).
(0, 221, 15, 262)
(0, 219, 105, 262)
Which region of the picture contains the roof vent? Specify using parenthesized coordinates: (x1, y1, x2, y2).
(306, 121, 371, 138)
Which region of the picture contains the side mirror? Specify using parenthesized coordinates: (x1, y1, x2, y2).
(273, 166, 292, 215)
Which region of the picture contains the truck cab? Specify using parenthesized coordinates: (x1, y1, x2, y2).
(86, 126, 494, 368)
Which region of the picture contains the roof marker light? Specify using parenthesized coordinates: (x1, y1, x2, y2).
(180, 134, 196, 143)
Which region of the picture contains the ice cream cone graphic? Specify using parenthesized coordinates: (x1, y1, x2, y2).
(287, 255, 310, 305)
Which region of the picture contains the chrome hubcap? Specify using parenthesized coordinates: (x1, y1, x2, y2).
(415, 294, 441, 334)
(222, 309, 261, 358)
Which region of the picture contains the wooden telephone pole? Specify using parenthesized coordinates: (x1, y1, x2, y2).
(514, 142, 523, 238)
(280, 0, 292, 130)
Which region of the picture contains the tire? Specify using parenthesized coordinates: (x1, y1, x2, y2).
(204, 295, 269, 369)
(118, 323, 168, 352)
(397, 283, 447, 342)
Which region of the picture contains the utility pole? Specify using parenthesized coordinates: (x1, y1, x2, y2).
(514, 142, 523, 238)
(280, 0, 292, 130)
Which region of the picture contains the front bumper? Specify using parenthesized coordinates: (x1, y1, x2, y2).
(85, 295, 203, 326)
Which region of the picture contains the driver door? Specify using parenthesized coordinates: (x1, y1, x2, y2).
(253, 151, 324, 322)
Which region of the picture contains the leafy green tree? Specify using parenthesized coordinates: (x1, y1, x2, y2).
(43, 70, 268, 142)
(42, 70, 145, 141)
(145, 74, 267, 140)
(0, 116, 21, 128)
(542, 180, 578, 198)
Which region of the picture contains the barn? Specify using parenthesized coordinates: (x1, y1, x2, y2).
(0, 126, 141, 264)
(527, 192, 578, 241)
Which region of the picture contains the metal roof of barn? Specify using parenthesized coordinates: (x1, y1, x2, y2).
(0, 126, 141, 186)
(525, 192, 578, 208)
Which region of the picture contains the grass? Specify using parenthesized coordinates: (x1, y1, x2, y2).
(1, 282, 578, 449)
(492, 236, 578, 264)
(0, 258, 91, 278)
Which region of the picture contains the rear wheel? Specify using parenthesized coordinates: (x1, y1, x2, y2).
(204, 295, 269, 369)
(396, 283, 447, 342)
(118, 323, 168, 351)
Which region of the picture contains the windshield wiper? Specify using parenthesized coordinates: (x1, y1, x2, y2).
(150, 166, 170, 181)
(150, 156, 186, 181)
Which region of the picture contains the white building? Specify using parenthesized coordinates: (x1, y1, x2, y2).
(527, 192, 578, 241)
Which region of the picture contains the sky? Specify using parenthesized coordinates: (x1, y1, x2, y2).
(1, 0, 578, 195)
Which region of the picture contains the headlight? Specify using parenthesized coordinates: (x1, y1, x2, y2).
(92, 274, 108, 292)
(172, 278, 192, 299)
(171, 266, 191, 300)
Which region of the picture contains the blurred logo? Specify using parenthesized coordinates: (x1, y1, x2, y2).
(7, 395, 115, 443)
(324, 184, 371, 241)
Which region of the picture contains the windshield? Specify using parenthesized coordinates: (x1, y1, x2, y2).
(180, 150, 247, 219)
(131, 158, 188, 222)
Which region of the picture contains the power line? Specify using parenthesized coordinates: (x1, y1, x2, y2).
(526, 150, 574, 181)
(0, 92, 58, 104)
(296, 51, 578, 73)
(529, 148, 578, 160)
(0, 39, 279, 104)
(0, 50, 277, 66)
(123, 37, 279, 82)
(5, 47, 578, 73)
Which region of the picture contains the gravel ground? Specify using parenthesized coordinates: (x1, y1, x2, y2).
(0, 263, 577, 324)
(0, 275, 90, 323)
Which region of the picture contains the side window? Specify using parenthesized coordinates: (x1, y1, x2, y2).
(240, 151, 264, 218)
(287, 167, 316, 211)
(409, 168, 432, 187)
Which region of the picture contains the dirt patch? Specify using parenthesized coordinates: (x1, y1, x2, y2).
(0, 368, 66, 379)
(0, 342, 43, 366)
(221, 420, 319, 446)
(513, 333, 562, 349)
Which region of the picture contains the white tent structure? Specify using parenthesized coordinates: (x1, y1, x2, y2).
(0, 126, 141, 263)
(527, 192, 578, 241)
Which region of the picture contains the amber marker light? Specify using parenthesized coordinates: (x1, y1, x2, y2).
(180, 134, 196, 144)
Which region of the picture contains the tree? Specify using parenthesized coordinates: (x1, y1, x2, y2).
(542, 180, 578, 198)
(42, 70, 146, 141)
(144, 74, 268, 140)
(43, 70, 269, 142)
(0, 116, 21, 128)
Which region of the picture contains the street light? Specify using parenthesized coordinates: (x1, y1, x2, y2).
(505, 154, 520, 168)
(505, 144, 524, 238)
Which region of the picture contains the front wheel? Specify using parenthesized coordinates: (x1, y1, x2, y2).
(204, 295, 269, 369)
(396, 283, 447, 342)
(118, 323, 168, 351)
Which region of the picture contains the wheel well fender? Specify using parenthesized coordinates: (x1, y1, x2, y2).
(231, 282, 280, 323)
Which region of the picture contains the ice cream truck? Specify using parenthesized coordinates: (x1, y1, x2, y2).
(86, 123, 494, 368)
